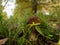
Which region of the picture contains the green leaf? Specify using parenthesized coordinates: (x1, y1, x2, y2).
(18, 37, 25, 45)
(58, 39, 60, 45)
(25, 39, 32, 45)
(35, 26, 57, 41)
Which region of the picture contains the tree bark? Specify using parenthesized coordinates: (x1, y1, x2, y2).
(32, 0, 38, 13)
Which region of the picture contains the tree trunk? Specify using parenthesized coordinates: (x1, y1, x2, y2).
(32, 0, 38, 13)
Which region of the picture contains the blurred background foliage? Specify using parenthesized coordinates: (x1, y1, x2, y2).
(0, 0, 60, 45)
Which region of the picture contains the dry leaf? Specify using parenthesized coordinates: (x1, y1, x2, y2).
(0, 38, 8, 45)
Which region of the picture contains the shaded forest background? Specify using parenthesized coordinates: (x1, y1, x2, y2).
(0, 0, 60, 45)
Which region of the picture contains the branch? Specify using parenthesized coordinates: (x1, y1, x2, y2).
(3, 0, 9, 8)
